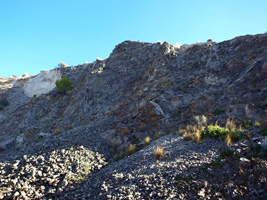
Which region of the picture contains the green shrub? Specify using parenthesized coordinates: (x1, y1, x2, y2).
(55, 77, 73, 92)
(202, 120, 241, 141)
(202, 124, 228, 138)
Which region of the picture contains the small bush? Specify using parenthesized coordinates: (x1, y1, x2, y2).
(154, 146, 164, 160)
(202, 123, 228, 138)
(126, 144, 136, 156)
(55, 77, 73, 92)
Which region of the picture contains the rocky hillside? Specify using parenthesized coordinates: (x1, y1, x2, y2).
(0, 33, 266, 199)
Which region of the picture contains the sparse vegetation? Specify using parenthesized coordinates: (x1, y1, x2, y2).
(183, 133, 192, 141)
(225, 134, 232, 146)
(126, 144, 136, 156)
(174, 142, 267, 199)
(180, 117, 242, 144)
(144, 137, 150, 146)
(241, 119, 251, 129)
(193, 129, 201, 143)
(154, 146, 164, 160)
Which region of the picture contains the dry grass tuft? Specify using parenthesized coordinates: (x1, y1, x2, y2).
(144, 137, 150, 146)
(183, 133, 192, 141)
(179, 126, 186, 135)
(193, 129, 201, 143)
(126, 144, 136, 156)
(226, 118, 236, 131)
(154, 146, 164, 160)
(225, 134, 232, 146)
(254, 121, 260, 127)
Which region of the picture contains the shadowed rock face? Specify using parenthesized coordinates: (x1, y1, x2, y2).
(0, 34, 266, 153)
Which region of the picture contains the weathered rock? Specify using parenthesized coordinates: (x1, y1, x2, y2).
(0, 33, 266, 199)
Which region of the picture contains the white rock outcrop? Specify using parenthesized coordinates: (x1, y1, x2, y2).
(22, 70, 61, 97)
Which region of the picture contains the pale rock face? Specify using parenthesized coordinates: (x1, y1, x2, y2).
(22, 70, 61, 97)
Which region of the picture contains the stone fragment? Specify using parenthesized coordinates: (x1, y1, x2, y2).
(239, 157, 251, 170)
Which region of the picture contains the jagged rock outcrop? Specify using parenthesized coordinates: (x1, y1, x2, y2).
(1, 34, 266, 152)
(0, 33, 266, 199)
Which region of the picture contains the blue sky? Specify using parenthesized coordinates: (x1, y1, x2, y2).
(1, 0, 266, 77)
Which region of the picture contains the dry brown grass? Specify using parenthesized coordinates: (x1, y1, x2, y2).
(154, 146, 164, 160)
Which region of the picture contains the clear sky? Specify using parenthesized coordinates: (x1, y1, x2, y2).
(1, 0, 266, 77)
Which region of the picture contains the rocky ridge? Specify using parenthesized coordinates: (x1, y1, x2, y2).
(0, 33, 267, 199)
